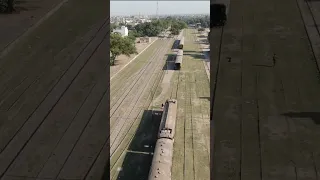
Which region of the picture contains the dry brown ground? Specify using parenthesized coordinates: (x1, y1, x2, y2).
(110, 37, 157, 78)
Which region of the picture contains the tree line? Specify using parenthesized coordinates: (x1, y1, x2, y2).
(110, 17, 191, 66)
(178, 15, 210, 28)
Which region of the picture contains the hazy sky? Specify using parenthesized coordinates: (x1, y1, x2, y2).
(111, 1, 209, 16)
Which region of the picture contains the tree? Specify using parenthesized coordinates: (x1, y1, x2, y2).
(127, 31, 137, 42)
(110, 33, 137, 66)
(110, 23, 117, 31)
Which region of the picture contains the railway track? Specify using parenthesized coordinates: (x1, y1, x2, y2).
(110, 47, 169, 155)
(110, 39, 173, 179)
(0, 18, 109, 107)
(0, 23, 109, 178)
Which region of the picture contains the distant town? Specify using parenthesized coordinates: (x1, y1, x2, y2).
(111, 13, 210, 37)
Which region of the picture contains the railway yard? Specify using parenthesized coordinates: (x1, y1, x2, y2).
(110, 29, 210, 180)
(211, 0, 320, 179)
(0, 0, 108, 179)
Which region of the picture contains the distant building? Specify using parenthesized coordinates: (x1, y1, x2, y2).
(138, 37, 151, 43)
(113, 26, 128, 37)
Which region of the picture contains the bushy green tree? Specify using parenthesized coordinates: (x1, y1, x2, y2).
(110, 33, 137, 66)
(170, 20, 187, 35)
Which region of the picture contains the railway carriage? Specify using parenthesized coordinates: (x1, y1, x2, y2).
(158, 99, 177, 139)
(147, 138, 174, 180)
(175, 50, 183, 70)
(178, 37, 184, 49)
(211, 0, 230, 27)
(148, 99, 177, 180)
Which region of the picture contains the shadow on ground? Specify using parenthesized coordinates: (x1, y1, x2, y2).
(199, 97, 210, 101)
(184, 53, 204, 60)
(282, 112, 320, 125)
(198, 35, 207, 39)
(196, 39, 209, 44)
(115, 110, 163, 180)
(184, 50, 198, 53)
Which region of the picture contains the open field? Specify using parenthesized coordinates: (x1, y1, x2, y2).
(211, 0, 320, 179)
(0, 0, 108, 179)
(110, 29, 210, 180)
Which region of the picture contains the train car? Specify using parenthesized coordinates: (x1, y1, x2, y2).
(211, 0, 230, 27)
(148, 138, 174, 180)
(158, 99, 178, 139)
(175, 50, 183, 70)
(177, 49, 183, 56)
(178, 37, 184, 49)
(175, 55, 183, 70)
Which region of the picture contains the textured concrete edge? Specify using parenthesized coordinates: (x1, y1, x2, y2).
(296, 0, 320, 74)
(110, 37, 158, 80)
(0, 0, 70, 59)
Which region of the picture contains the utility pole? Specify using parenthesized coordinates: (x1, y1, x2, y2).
(156, 1, 159, 19)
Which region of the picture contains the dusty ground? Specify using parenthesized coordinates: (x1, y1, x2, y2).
(110, 37, 157, 78)
(211, 0, 320, 179)
(0, 0, 108, 179)
(110, 29, 210, 180)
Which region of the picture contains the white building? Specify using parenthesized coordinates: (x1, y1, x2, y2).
(113, 26, 128, 37)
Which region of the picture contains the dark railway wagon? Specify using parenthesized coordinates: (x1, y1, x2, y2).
(211, 0, 230, 27)
(158, 99, 178, 139)
(178, 37, 184, 49)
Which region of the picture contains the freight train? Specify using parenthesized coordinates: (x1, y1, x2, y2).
(211, 0, 230, 27)
(148, 99, 178, 180)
